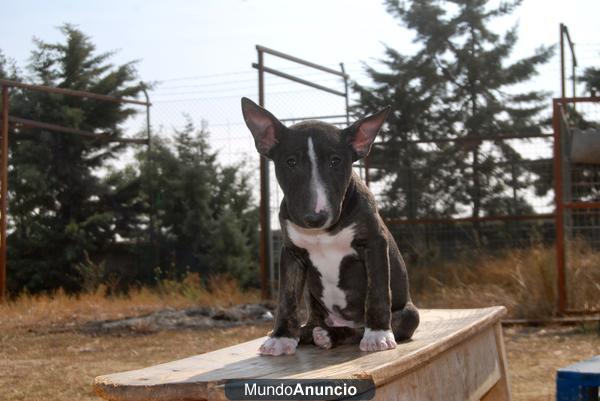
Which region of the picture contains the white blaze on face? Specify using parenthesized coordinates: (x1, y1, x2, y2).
(307, 137, 328, 215)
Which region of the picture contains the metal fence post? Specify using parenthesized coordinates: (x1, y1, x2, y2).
(553, 99, 567, 314)
(0, 85, 9, 301)
(257, 47, 272, 300)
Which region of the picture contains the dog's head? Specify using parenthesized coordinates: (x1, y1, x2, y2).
(241, 97, 389, 229)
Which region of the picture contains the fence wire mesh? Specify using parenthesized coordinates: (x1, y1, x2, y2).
(148, 65, 353, 287)
(147, 65, 599, 311)
(560, 98, 600, 311)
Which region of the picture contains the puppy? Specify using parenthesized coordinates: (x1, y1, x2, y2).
(241, 98, 419, 356)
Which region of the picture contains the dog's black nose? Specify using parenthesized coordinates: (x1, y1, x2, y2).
(304, 213, 327, 228)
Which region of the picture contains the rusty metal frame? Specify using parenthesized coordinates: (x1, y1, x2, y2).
(552, 95, 600, 315)
(369, 25, 592, 316)
(253, 45, 349, 299)
(377, 96, 599, 315)
(560, 23, 578, 101)
(1, 86, 8, 302)
(0, 79, 151, 301)
(386, 213, 554, 226)
(553, 99, 567, 314)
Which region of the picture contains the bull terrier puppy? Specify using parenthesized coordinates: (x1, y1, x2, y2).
(241, 98, 419, 356)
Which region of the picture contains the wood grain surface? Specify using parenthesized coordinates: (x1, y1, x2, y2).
(94, 306, 507, 401)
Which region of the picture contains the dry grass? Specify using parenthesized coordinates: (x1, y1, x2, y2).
(504, 324, 600, 401)
(1, 246, 599, 401)
(411, 242, 600, 318)
(1, 274, 260, 330)
(0, 321, 598, 401)
(566, 240, 600, 311)
(0, 324, 272, 401)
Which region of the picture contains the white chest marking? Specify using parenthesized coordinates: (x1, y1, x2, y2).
(307, 137, 329, 217)
(286, 221, 356, 312)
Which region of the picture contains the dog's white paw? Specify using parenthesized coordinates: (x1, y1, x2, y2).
(359, 329, 397, 352)
(312, 326, 332, 349)
(258, 337, 298, 356)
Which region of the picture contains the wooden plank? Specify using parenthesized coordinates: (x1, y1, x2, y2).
(94, 307, 507, 401)
(481, 323, 513, 401)
(373, 326, 500, 401)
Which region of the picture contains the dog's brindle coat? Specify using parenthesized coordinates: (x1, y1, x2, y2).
(241, 98, 419, 355)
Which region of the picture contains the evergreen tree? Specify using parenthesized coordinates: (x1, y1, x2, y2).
(128, 120, 259, 287)
(353, 49, 463, 219)
(581, 67, 600, 96)
(354, 0, 553, 242)
(0, 50, 20, 81)
(6, 25, 143, 293)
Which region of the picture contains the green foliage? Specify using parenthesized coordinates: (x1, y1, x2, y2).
(116, 118, 259, 288)
(354, 0, 553, 230)
(7, 25, 144, 293)
(3, 26, 259, 294)
(581, 67, 600, 96)
(74, 251, 106, 293)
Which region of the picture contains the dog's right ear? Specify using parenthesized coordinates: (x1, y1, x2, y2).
(241, 97, 284, 157)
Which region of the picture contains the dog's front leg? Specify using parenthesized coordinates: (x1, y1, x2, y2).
(259, 246, 306, 356)
(360, 235, 396, 352)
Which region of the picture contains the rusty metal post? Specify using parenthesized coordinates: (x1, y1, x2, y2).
(340, 63, 350, 126)
(141, 83, 159, 271)
(0, 85, 9, 301)
(571, 44, 577, 113)
(251, 46, 349, 299)
(257, 47, 272, 300)
(560, 23, 566, 100)
(572, 55, 576, 101)
(552, 99, 567, 314)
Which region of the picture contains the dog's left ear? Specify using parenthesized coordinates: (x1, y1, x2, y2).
(344, 106, 391, 160)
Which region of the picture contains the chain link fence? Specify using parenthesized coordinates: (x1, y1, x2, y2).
(145, 60, 599, 312)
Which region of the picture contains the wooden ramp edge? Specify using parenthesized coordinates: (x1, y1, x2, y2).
(94, 306, 507, 401)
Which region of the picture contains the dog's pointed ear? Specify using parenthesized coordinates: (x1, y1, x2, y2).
(241, 97, 284, 157)
(345, 106, 391, 160)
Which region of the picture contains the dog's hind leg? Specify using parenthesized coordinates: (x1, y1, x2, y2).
(391, 302, 420, 341)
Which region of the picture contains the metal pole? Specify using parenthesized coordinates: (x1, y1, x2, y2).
(256, 45, 348, 78)
(251, 65, 346, 97)
(141, 83, 159, 271)
(140, 83, 152, 149)
(571, 44, 576, 112)
(257, 48, 271, 300)
(0, 86, 9, 301)
(560, 23, 566, 100)
(0, 79, 149, 106)
(553, 100, 567, 314)
(341, 62, 360, 180)
(340, 63, 350, 126)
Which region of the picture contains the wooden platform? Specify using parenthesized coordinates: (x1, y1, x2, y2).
(94, 307, 511, 401)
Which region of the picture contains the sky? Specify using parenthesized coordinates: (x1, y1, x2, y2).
(2, 0, 598, 150)
(2, 0, 599, 99)
(0, 0, 598, 219)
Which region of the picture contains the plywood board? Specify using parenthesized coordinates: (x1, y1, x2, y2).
(94, 306, 506, 401)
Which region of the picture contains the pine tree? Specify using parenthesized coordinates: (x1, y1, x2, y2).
(6, 25, 143, 293)
(581, 67, 600, 96)
(130, 120, 259, 287)
(354, 0, 553, 243)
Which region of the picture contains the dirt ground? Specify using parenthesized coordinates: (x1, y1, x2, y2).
(1, 320, 598, 401)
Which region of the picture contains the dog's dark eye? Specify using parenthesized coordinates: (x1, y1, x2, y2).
(330, 156, 341, 168)
(286, 157, 297, 168)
